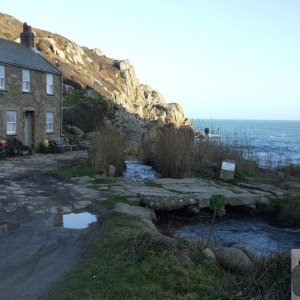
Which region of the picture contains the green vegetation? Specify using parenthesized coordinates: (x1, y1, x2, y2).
(207, 195, 227, 245)
(92, 176, 116, 185)
(64, 90, 85, 107)
(51, 158, 291, 299)
(50, 214, 234, 300)
(274, 196, 300, 226)
(141, 124, 259, 180)
(101, 195, 132, 209)
(55, 159, 97, 179)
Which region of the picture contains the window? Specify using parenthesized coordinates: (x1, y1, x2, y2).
(0, 65, 5, 89)
(46, 73, 54, 94)
(46, 112, 54, 133)
(22, 69, 30, 92)
(6, 111, 17, 135)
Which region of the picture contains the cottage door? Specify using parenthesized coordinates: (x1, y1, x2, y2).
(24, 112, 33, 147)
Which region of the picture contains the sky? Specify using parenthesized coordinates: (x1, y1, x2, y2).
(1, 0, 300, 120)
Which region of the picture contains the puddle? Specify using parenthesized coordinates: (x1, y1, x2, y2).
(53, 212, 97, 229)
(0, 222, 21, 232)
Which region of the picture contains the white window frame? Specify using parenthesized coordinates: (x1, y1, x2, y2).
(0, 65, 5, 89)
(6, 111, 17, 135)
(46, 112, 54, 133)
(22, 69, 30, 92)
(46, 73, 54, 95)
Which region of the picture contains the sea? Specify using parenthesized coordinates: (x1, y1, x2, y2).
(192, 119, 300, 167)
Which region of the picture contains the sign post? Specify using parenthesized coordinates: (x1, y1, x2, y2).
(219, 160, 236, 180)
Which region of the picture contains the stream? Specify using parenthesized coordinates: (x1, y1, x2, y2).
(123, 159, 160, 181)
(122, 160, 300, 256)
(175, 215, 300, 256)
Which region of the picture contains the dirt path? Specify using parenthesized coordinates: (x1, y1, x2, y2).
(0, 151, 102, 300)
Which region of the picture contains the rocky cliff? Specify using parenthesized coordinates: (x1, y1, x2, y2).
(0, 13, 190, 128)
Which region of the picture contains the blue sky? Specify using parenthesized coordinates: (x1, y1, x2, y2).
(2, 0, 300, 120)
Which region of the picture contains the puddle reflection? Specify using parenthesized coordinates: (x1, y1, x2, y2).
(53, 212, 97, 229)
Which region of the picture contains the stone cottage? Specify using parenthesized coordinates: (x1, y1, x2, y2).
(0, 22, 62, 149)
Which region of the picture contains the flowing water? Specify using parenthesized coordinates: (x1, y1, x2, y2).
(175, 215, 300, 256)
(123, 160, 160, 181)
(122, 160, 300, 256)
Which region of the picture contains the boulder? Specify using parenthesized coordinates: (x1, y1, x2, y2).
(202, 248, 217, 263)
(186, 206, 200, 216)
(280, 181, 300, 190)
(139, 194, 197, 211)
(108, 165, 116, 177)
(215, 247, 256, 273)
(73, 200, 92, 210)
(113, 202, 156, 223)
(91, 48, 103, 56)
(65, 125, 84, 137)
(63, 84, 74, 94)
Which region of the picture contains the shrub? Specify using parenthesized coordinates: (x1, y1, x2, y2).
(154, 125, 194, 179)
(140, 124, 259, 180)
(90, 124, 125, 176)
(63, 103, 104, 133)
(192, 137, 257, 179)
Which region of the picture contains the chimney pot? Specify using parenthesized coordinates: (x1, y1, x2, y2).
(20, 22, 35, 48)
(23, 22, 32, 33)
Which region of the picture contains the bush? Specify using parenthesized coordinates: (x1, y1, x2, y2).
(90, 124, 125, 176)
(154, 125, 194, 179)
(140, 124, 259, 180)
(63, 103, 104, 133)
(192, 137, 258, 179)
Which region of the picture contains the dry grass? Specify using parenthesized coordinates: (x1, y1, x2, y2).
(155, 125, 194, 179)
(141, 124, 258, 179)
(193, 137, 258, 178)
(90, 123, 125, 176)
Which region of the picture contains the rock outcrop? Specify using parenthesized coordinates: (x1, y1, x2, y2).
(113, 202, 157, 230)
(138, 177, 271, 211)
(0, 13, 191, 129)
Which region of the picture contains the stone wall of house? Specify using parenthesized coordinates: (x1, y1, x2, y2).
(0, 63, 62, 148)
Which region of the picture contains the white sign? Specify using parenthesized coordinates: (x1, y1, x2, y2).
(292, 249, 300, 299)
(221, 160, 236, 172)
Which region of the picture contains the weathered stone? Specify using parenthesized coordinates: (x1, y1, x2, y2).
(49, 206, 72, 214)
(256, 197, 271, 209)
(280, 181, 300, 189)
(134, 176, 276, 211)
(113, 202, 156, 222)
(65, 125, 84, 137)
(215, 247, 256, 273)
(73, 200, 92, 210)
(108, 165, 116, 177)
(91, 48, 103, 56)
(202, 248, 217, 263)
(140, 194, 197, 211)
(186, 206, 200, 216)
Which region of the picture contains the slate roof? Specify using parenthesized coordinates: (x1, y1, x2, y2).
(0, 38, 61, 74)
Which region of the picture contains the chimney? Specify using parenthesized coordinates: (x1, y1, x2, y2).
(20, 22, 35, 48)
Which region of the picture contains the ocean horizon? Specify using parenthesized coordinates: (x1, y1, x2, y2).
(192, 119, 300, 166)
